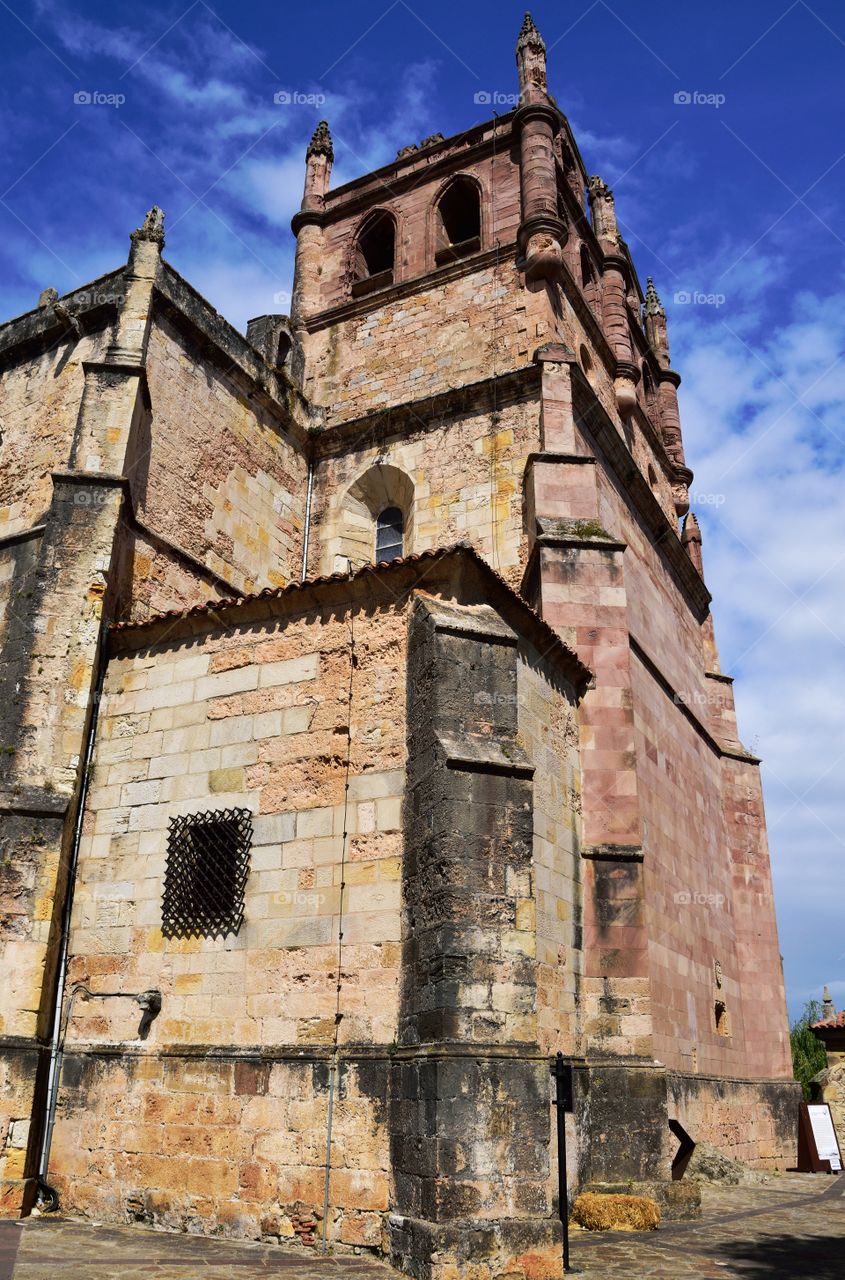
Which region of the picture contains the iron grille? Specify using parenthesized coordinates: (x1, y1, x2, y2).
(162, 808, 252, 939)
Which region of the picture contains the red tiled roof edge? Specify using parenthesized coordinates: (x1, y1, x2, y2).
(812, 1012, 845, 1029)
(109, 542, 592, 692)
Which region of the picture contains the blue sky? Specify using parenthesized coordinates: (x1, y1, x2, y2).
(1, 0, 843, 1023)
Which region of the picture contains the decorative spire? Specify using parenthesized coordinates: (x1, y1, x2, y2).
(307, 120, 334, 161)
(517, 11, 545, 53)
(644, 276, 665, 317)
(682, 511, 701, 544)
(131, 206, 165, 248)
(516, 10, 548, 105)
(587, 176, 619, 244)
(682, 512, 704, 574)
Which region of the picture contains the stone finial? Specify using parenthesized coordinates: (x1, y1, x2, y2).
(587, 176, 619, 244)
(823, 986, 836, 1021)
(516, 10, 548, 104)
(517, 11, 546, 53)
(644, 274, 670, 364)
(38, 287, 58, 308)
(307, 120, 334, 161)
(644, 276, 666, 317)
(131, 206, 165, 247)
(682, 512, 704, 574)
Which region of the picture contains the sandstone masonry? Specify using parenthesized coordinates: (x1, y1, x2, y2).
(0, 15, 798, 1280)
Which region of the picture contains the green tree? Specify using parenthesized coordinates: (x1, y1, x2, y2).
(790, 999, 828, 1101)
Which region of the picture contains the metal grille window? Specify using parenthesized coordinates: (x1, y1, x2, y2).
(162, 808, 252, 939)
(375, 506, 404, 562)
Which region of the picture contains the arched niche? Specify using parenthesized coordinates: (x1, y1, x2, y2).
(329, 463, 416, 573)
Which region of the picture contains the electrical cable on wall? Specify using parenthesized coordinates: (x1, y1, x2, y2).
(322, 572, 356, 1252)
(489, 112, 502, 571)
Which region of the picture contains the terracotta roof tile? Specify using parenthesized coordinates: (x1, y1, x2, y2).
(813, 1011, 845, 1029)
(109, 542, 592, 690)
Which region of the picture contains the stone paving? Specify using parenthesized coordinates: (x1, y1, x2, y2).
(0, 1173, 843, 1279)
(573, 1172, 845, 1278)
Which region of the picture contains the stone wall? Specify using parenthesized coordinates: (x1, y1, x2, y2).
(586, 424, 791, 1084)
(49, 587, 406, 1242)
(0, 326, 111, 538)
(517, 644, 582, 1056)
(303, 259, 541, 424)
(311, 392, 539, 591)
(667, 1072, 799, 1170)
(44, 557, 584, 1266)
(114, 525, 228, 624)
(52, 1053, 390, 1249)
(137, 312, 308, 596)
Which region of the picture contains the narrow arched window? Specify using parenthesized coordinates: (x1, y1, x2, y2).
(375, 507, 404, 562)
(642, 364, 655, 400)
(435, 177, 481, 264)
(276, 331, 292, 369)
(580, 244, 594, 289)
(352, 211, 396, 295)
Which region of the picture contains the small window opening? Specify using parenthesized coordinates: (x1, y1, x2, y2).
(714, 1000, 730, 1036)
(162, 808, 252, 939)
(435, 177, 481, 264)
(375, 506, 404, 562)
(642, 364, 655, 400)
(352, 212, 396, 296)
(276, 331, 292, 369)
(580, 244, 594, 289)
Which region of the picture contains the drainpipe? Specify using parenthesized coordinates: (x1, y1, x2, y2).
(301, 454, 315, 581)
(36, 634, 108, 1204)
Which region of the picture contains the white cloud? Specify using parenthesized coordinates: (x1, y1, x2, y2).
(676, 273, 845, 1017)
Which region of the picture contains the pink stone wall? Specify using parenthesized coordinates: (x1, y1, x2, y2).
(591, 452, 791, 1081)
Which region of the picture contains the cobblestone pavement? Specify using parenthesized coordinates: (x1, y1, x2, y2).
(1, 1173, 843, 1279)
(572, 1172, 845, 1278)
(0, 1218, 394, 1280)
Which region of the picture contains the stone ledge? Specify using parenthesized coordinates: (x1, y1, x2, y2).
(581, 843, 644, 862)
(0, 524, 45, 549)
(438, 731, 534, 779)
(0, 786, 69, 818)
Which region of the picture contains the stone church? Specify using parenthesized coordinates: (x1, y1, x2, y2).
(0, 14, 797, 1279)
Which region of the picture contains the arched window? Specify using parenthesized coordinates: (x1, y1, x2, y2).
(642, 363, 655, 400)
(276, 331, 292, 368)
(352, 211, 396, 296)
(580, 244, 594, 288)
(434, 176, 481, 265)
(375, 507, 404, 562)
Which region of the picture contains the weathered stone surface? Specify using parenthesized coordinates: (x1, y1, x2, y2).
(0, 13, 796, 1280)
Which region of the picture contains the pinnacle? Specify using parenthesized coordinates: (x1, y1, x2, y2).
(307, 119, 334, 160)
(682, 512, 702, 544)
(517, 11, 545, 51)
(644, 276, 666, 317)
(131, 205, 165, 247)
